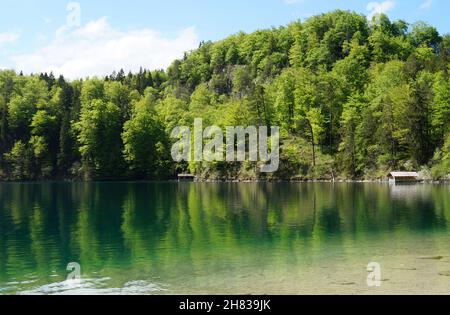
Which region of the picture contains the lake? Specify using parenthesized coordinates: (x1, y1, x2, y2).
(0, 182, 449, 295)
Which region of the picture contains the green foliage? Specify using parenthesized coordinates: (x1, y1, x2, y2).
(123, 96, 170, 178)
(338, 94, 363, 177)
(8, 76, 48, 137)
(432, 72, 450, 143)
(432, 133, 450, 179)
(76, 99, 125, 180)
(4, 140, 33, 180)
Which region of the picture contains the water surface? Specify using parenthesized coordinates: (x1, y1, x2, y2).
(0, 182, 449, 295)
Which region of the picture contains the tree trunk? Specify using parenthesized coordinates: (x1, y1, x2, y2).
(309, 122, 316, 167)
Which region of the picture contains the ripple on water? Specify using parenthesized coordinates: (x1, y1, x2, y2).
(18, 278, 167, 295)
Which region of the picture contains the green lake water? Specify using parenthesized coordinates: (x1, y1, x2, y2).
(1, 182, 450, 295)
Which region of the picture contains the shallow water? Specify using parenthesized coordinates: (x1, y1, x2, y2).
(0, 182, 449, 295)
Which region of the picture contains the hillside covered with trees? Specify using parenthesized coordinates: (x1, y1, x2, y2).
(0, 10, 449, 181)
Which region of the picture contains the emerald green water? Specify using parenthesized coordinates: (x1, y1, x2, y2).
(1, 182, 450, 295)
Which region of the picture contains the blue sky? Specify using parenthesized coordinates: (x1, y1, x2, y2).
(0, 0, 447, 78)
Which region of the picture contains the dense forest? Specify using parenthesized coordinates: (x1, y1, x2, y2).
(0, 10, 449, 181)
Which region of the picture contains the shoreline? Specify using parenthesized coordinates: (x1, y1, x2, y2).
(0, 179, 449, 184)
(193, 179, 450, 184)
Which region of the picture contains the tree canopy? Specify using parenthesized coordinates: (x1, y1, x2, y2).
(0, 10, 449, 181)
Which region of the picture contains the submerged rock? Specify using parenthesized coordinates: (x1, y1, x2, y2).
(391, 267, 417, 271)
(417, 256, 444, 260)
(330, 281, 356, 286)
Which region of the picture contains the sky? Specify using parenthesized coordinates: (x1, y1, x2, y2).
(0, 0, 447, 79)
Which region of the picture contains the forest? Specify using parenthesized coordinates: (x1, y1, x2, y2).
(0, 10, 449, 181)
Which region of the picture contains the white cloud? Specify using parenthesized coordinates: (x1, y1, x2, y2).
(11, 17, 199, 79)
(0, 32, 19, 46)
(419, 0, 432, 10)
(366, 1, 396, 20)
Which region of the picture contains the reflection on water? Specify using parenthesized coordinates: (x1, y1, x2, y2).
(0, 182, 449, 295)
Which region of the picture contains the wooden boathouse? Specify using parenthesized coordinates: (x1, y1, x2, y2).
(387, 172, 419, 183)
